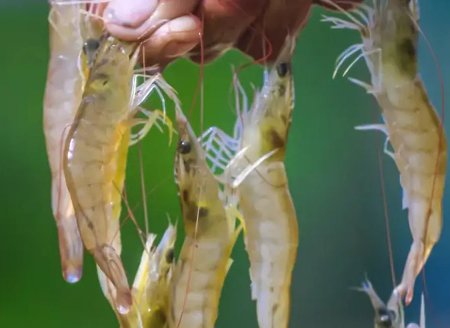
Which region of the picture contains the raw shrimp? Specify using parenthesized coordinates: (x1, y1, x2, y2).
(202, 41, 298, 328)
(358, 280, 425, 328)
(169, 108, 241, 328)
(323, 0, 447, 304)
(133, 224, 176, 328)
(64, 34, 137, 312)
(64, 33, 171, 313)
(98, 224, 177, 328)
(43, 0, 90, 283)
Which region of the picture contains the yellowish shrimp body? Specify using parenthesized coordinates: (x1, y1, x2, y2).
(43, 1, 87, 283)
(202, 54, 298, 328)
(226, 60, 298, 328)
(98, 225, 176, 328)
(64, 35, 138, 312)
(133, 224, 177, 328)
(324, 0, 447, 304)
(169, 109, 240, 328)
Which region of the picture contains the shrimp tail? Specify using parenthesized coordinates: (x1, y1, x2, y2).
(93, 246, 132, 314)
(55, 209, 84, 283)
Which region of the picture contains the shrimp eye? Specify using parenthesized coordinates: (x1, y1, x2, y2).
(83, 38, 100, 55)
(377, 309, 394, 327)
(276, 63, 290, 77)
(178, 140, 191, 154)
(165, 248, 175, 263)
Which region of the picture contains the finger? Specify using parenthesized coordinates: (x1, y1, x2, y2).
(237, 0, 313, 63)
(102, 0, 158, 28)
(140, 15, 201, 67)
(314, 0, 363, 11)
(104, 0, 198, 41)
(189, 0, 266, 62)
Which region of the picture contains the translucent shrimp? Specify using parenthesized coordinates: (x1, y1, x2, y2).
(133, 224, 176, 328)
(63, 34, 171, 313)
(202, 41, 298, 328)
(43, 0, 90, 283)
(324, 0, 447, 304)
(98, 224, 177, 328)
(169, 108, 241, 328)
(358, 280, 425, 328)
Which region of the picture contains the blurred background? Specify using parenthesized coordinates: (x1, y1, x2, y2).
(0, 1, 450, 327)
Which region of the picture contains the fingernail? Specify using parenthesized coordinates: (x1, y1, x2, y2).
(164, 41, 197, 58)
(104, 0, 158, 27)
(168, 16, 199, 33)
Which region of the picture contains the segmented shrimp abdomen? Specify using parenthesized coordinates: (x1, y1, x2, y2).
(238, 161, 298, 328)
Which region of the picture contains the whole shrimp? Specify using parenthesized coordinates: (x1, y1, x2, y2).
(43, 0, 92, 283)
(64, 26, 176, 312)
(202, 41, 298, 328)
(64, 34, 137, 312)
(358, 280, 425, 328)
(99, 224, 177, 328)
(169, 108, 241, 328)
(324, 0, 447, 304)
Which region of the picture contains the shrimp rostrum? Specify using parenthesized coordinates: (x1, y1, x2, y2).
(170, 108, 241, 328)
(202, 40, 298, 328)
(324, 0, 447, 304)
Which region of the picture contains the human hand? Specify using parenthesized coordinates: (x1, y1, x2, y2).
(101, 0, 362, 66)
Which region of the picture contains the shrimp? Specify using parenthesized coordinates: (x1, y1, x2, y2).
(133, 224, 176, 328)
(98, 224, 177, 328)
(202, 40, 298, 328)
(358, 280, 425, 328)
(323, 0, 447, 304)
(169, 108, 241, 328)
(63, 34, 137, 312)
(63, 33, 171, 312)
(43, 0, 92, 283)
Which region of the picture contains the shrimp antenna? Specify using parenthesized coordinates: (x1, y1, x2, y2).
(138, 144, 150, 239)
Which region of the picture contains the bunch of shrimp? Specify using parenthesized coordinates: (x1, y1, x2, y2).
(169, 106, 242, 328)
(200, 38, 299, 328)
(358, 279, 425, 328)
(44, 1, 176, 315)
(323, 0, 447, 304)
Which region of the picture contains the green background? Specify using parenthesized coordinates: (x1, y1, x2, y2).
(0, 1, 449, 327)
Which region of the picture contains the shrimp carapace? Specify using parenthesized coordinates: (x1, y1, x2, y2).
(324, 0, 447, 304)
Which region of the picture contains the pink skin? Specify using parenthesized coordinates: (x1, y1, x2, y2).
(103, 0, 362, 65)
